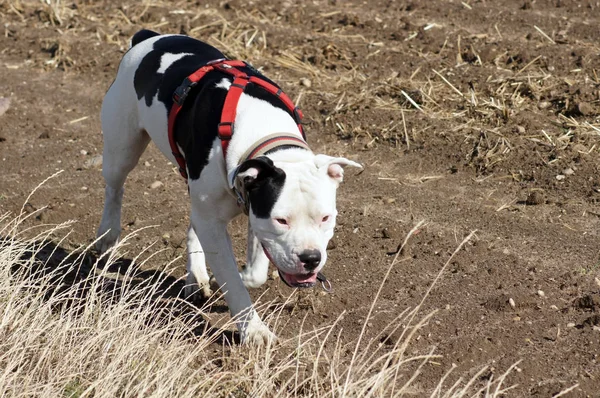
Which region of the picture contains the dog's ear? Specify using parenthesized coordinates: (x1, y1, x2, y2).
(231, 156, 285, 191)
(314, 154, 363, 184)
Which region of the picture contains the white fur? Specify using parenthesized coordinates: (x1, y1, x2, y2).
(96, 35, 361, 344)
(157, 53, 192, 73)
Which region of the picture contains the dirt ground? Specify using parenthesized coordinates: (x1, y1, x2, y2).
(1, 0, 600, 395)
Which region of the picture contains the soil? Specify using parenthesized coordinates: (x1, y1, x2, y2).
(1, 0, 600, 395)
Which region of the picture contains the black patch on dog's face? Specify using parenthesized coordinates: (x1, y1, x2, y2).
(237, 157, 286, 219)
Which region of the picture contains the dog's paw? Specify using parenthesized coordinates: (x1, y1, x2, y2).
(241, 316, 277, 346)
(185, 274, 213, 303)
(95, 228, 120, 254)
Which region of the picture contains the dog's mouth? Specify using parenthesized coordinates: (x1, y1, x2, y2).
(278, 270, 318, 288)
(261, 243, 317, 288)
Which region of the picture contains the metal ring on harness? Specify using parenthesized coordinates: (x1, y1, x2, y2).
(317, 272, 333, 293)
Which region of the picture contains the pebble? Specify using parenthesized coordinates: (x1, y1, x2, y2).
(144, 161, 151, 167)
(566, 322, 576, 328)
(162, 233, 170, 241)
(509, 298, 516, 308)
(83, 155, 103, 169)
(563, 168, 574, 176)
(0, 97, 10, 117)
(578, 102, 594, 116)
(550, 305, 559, 310)
(300, 78, 312, 88)
(537, 290, 545, 298)
(81, 186, 88, 191)
(80, 149, 88, 156)
(537, 101, 551, 110)
(525, 191, 545, 206)
(555, 174, 565, 181)
(271, 270, 280, 280)
(516, 125, 526, 134)
(150, 180, 163, 189)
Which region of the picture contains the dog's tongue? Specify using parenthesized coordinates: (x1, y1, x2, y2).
(281, 271, 318, 286)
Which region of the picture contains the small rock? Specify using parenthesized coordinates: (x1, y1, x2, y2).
(381, 228, 391, 239)
(577, 102, 594, 116)
(538, 101, 551, 110)
(566, 322, 576, 328)
(550, 305, 559, 310)
(144, 161, 151, 167)
(573, 294, 600, 311)
(555, 174, 565, 181)
(81, 186, 88, 191)
(563, 168, 574, 176)
(83, 155, 103, 169)
(300, 78, 312, 88)
(80, 149, 88, 156)
(271, 270, 280, 280)
(162, 233, 170, 242)
(150, 180, 163, 189)
(525, 190, 545, 205)
(0, 97, 10, 117)
(38, 131, 50, 139)
(515, 125, 526, 134)
(385, 197, 396, 204)
(537, 290, 545, 298)
(35, 210, 48, 222)
(509, 298, 516, 308)
(23, 202, 36, 213)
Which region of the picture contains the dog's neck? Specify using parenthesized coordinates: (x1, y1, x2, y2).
(224, 88, 309, 172)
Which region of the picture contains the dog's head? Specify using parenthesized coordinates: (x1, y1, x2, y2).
(232, 154, 361, 288)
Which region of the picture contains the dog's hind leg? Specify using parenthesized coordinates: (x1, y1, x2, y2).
(185, 222, 213, 301)
(96, 86, 150, 253)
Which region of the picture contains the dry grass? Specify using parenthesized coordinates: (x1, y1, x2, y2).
(3, 0, 600, 168)
(0, 179, 521, 397)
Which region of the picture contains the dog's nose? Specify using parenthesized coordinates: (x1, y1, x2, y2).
(298, 249, 321, 271)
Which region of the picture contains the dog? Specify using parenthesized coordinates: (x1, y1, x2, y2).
(96, 29, 362, 344)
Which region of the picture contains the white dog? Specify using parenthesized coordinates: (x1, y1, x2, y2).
(96, 30, 361, 344)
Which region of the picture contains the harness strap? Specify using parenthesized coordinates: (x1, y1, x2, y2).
(168, 59, 306, 181)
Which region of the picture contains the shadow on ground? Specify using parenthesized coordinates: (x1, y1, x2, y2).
(2, 237, 240, 344)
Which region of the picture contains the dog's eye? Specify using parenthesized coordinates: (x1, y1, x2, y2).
(275, 218, 288, 225)
(322, 215, 330, 223)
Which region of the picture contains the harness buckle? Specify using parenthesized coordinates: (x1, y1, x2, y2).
(173, 77, 196, 105)
(218, 122, 234, 140)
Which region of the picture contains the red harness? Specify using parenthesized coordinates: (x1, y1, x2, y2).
(167, 59, 306, 180)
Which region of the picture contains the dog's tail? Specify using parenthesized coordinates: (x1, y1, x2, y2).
(129, 29, 160, 49)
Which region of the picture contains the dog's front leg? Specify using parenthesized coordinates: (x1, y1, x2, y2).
(240, 220, 270, 288)
(191, 212, 276, 345)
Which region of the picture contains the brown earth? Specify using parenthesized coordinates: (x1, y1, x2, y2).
(1, 0, 600, 395)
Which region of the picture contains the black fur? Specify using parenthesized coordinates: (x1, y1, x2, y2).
(131, 32, 304, 181)
(237, 157, 286, 218)
(131, 29, 160, 47)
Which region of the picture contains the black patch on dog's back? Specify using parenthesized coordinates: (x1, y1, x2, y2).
(237, 157, 286, 219)
(131, 29, 160, 47)
(131, 32, 303, 181)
